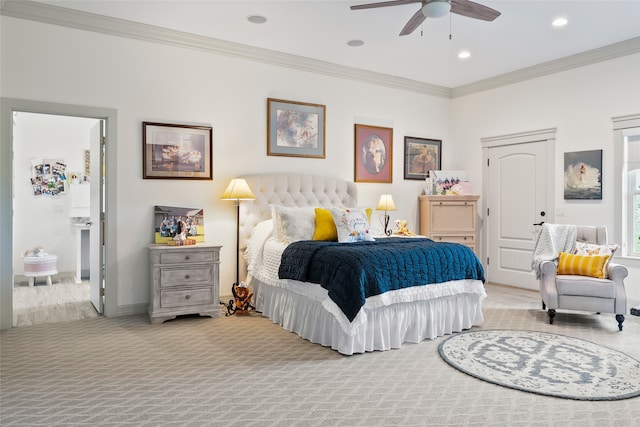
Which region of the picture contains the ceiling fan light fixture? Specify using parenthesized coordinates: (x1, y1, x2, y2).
(422, 0, 451, 19)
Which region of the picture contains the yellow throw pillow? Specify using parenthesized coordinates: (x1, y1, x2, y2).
(557, 252, 610, 279)
(312, 208, 338, 241)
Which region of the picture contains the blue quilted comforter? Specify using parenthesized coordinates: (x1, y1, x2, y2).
(278, 237, 485, 322)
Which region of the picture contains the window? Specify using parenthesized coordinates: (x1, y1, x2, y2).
(623, 151, 640, 257)
(614, 114, 640, 258)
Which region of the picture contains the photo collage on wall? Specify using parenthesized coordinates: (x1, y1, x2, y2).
(30, 158, 67, 197)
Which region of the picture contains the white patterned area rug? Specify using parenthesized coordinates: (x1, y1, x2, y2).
(438, 329, 640, 401)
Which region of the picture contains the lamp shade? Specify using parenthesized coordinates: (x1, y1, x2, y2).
(422, 0, 451, 19)
(221, 178, 255, 200)
(376, 194, 397, 211)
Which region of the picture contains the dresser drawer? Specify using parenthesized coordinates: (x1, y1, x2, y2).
(160, 266, 212, 287)
(431, 235, 475, 244)
(161, 287, 213, 308)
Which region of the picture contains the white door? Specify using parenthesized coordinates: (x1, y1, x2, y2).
(487, 140, 550, 290)
(89, 121, 104, 313)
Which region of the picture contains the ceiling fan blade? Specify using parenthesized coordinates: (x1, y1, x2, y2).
(351, 0, 421, 10)
(399, 8, 427, 36)
(451, 0, 500, 21)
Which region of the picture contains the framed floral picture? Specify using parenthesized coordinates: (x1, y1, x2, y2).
(267, 98, 326, 158)
(142, 122, 212, 180)
(404, 136, 442, 180)
(354, 124, 393, 183)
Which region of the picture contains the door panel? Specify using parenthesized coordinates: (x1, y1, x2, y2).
(488, 141, 548, 290)
(89, 121, 104, 313)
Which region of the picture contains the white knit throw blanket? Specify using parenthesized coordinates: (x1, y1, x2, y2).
(531, 224, 577, 279)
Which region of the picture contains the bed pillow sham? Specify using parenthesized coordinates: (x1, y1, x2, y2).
(329, 207, 375, 243)
(313, 208, 338, 241)
(270, 205, 317, 244)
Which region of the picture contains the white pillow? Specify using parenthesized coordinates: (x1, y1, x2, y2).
(270, 205, 316, 244)
(329, 207, 375, 243)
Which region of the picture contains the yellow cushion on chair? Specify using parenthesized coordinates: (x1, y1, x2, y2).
(557, 252, 610, 279)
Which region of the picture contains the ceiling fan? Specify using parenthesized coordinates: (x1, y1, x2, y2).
(351, 0, 501, 36)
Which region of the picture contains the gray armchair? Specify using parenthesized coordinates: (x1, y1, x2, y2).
(538, 225, 628, 330)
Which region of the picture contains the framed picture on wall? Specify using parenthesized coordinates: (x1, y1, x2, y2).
(404, 136, 442, 180)
(564, 149, 602, 200)
(354, 124, 393, 183)
(267, 98, 326, 158)
(142, 122, 213, 180)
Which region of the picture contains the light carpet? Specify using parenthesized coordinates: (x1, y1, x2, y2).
(439, 329, 640, 401)
(2, 283, 639, 426)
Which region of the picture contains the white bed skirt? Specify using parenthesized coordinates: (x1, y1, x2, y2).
(250, 276, 486, 355)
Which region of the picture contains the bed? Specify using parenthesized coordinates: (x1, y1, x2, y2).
(239, 173, 486, 355)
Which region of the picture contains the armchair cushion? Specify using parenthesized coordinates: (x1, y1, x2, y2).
(557, 252, 610, 279)
(556, 275, 616, 299)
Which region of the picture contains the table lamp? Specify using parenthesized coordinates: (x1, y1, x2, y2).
(376, 194, 397, 236)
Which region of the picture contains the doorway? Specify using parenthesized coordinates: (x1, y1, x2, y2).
(12, 112, 102, 326)
(481, 129, 556, 290)
(0, 98, 118, 331)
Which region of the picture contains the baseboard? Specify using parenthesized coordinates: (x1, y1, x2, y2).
(115, 303, 147, 317)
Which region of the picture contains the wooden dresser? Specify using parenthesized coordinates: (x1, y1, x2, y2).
(148, 243, 222, 324)
(418, 194, 480, 255)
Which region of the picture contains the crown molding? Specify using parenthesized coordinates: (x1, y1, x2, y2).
(452, 37, 640, 98)
(2, 1, 638, 100)
(0, 0, 452, 98)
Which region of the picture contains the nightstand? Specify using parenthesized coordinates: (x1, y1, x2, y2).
(148, 243, 222, 324)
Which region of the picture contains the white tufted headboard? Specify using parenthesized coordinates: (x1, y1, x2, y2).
(237, 173, 358, 279)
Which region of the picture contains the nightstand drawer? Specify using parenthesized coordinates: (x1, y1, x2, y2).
(159, 250, 217, 265)
(160, 266, 212, 287)
(161, 287, 213, 308)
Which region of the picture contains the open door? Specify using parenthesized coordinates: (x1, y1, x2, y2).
(89, 120, 104, 313)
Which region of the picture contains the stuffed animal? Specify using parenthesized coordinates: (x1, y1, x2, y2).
(394, 219, 416, 236)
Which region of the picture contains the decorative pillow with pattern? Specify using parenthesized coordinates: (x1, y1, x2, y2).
(557, 252, 610, 279)
(329, 207, 375, 243)
(573, 242, 618, 278)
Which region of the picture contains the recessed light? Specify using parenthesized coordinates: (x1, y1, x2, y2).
(552, 17, 568, 27)
(347, 40, 365, 47)
(458, 50, 471, 59)
(247, 15, 267, 24)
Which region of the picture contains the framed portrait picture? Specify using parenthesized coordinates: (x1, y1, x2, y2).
(564, 149, 602, 200)
(142, 122, 212, 180)
(267, 98, 326, 158)
(354, 124, 393, 183)
(404, 136, 442, 180)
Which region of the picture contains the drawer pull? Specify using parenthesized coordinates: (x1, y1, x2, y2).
(464, 237, 467, 240)
(185, 274, 191, 279)
(185, 294, 191, 300)
(185, 255, 191, 260)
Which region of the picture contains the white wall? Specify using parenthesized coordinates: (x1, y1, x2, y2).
(451, 53, 640, 303)
(12, 112, 97, 275)
(2, 15, 639, 313)
(1, 17, 450, 313)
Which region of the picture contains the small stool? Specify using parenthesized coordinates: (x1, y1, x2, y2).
(23, 254, 58, 286)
